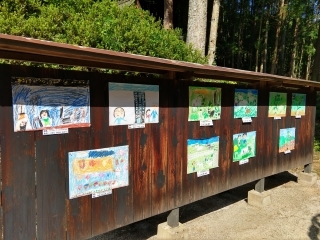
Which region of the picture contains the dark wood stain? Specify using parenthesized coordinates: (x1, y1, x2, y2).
(0, 64, 317, 239)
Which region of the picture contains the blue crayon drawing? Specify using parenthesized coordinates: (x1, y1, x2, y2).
(11, 78, 90, 132)
(68, 145, 129, 199)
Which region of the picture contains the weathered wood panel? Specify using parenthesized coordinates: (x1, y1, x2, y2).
(90, 74, 116, 236)
(0, 65, 36, 240)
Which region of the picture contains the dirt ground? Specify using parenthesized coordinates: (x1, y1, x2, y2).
(91, 154, 320, 240)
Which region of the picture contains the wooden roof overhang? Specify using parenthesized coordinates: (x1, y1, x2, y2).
(0, 33, 320, 90)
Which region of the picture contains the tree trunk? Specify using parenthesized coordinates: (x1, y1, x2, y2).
(186, 0, 208, 56)
(135, 0, 141, 8)
(260, 15, 269, 73)
(278, 18, 287, 75)
(306, 54, 311, 80)
(208, 0, 221, 65)
(289, 18, 299, 78)
(255, 3, 264, 72)
(311, 22, 320, 81)
(270, 0, 285, 74)
(164, 0, 173, 29)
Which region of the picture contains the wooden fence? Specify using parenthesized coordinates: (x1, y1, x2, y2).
(0, 64, 316, 239)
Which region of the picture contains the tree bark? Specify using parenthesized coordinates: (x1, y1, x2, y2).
(270, 0, 285, 74)
(289, 18, 299, 78)
(306, 54, 311, 80)
(208, 0, 221, 65)
(164, 0, 173, 29)
(260, 14, 269, 73)
(255, 1, 264, 72)
(312, 22, 320, 81)
(186, 0, 208, 56)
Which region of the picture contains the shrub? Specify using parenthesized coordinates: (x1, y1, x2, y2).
(0, 0, 206, 64)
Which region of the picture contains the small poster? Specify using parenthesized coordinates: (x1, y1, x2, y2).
(279, 128, 295, 153)
(234, 89, 258, 118)
(109, 83, 159, 126)
(188, 86, 221, 121)
(268, 92, 287, 118)
(291, 93, 306, 116)
(11, 77, 90, 132)
(68, 145, 129, 199)
(233, 131, 256, 162)
(187, 137, 219, 174)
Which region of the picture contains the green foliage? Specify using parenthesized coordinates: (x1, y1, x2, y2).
(0, 0, 206, 64)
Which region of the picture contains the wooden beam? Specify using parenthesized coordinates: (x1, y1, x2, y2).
(176, 71, 193, 80)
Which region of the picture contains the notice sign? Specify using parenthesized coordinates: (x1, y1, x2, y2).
(92, 189, 112, 198)
(128, 123, 145, 129)
(295, 115, 301, 119)
(200, 120, 213, 126)
(284, 150, 291, 154)
(242, 117, 252, 123)
(239, 159, 249, 165)
(274, 116, 281, 120)
(197, 170, 210, 177)
(43, 128, 69, 135)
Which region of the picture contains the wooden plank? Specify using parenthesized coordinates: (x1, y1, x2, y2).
(167, 79, 184, 209)
(89, 75, 116, 237)
(111, 76, 133, 228)
(151, 79, 167, 215)
(35, 132, 67, 240)
(1, 65, 36, 239)
(112, 125, 133, 228)
(217, 85, 233, 193)
(66, 128, 92, 240)
(255, 84, 267, 180)
(27, 64, 68, 240)
(0, 64, 5, 240)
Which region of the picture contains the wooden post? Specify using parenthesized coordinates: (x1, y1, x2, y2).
(167, 208, 179, 228)
(255, 178, 265, 193)
(304, 163, 312, 174)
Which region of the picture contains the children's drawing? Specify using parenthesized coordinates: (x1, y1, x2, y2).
(188, 86, 221, 121)
(234, 89, 258, 118)
(291, 93, 306, 116)
(68, 145, 129, 199)
(268, 92, 287, 117)
(11, 77, 90, 132)
(109, 83, 159, 126)
(279, 128, 295, 153)
(187, 137, 219, 174)
(233, 131, 256, 162)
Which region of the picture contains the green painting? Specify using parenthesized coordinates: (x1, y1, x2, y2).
(187, 137, 219, 174)
(291, 93, 306, 116)
(279, 128, 295, 153)
(233, 131, 256, 162)
(268, 92, 287, 117)
(188, 86, 221, 121)
(234, 89, 258, 118)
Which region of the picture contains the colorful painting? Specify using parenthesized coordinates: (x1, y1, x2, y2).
(187, 137, 219, 174)
(279, 128, 295, 153)
(268, 92, 287, 117)
(68, 145, 129, 199)
(11, 77, 90, 132)
(109, 83, 159, 126)
(291, 93, 306, 116)
(188, 86, 221, 121)
(233, 131, 256, 162)
(234, 89, 258, 118)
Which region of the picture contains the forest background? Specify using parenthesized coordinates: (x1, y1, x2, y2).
(2, 0, 320, 149)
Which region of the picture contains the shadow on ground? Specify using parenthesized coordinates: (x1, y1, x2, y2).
(90, 171, 297, 240)
(309, 214, 320, 240)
